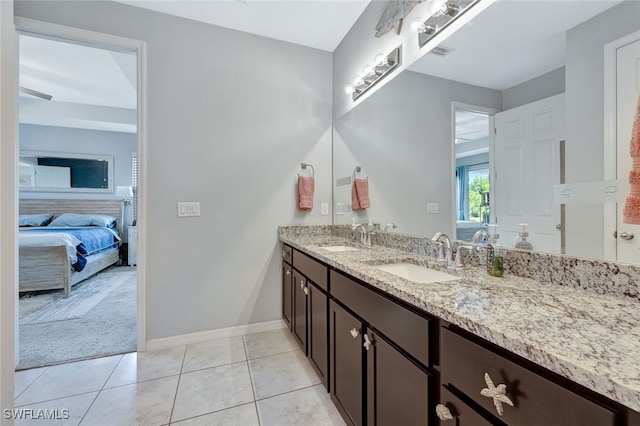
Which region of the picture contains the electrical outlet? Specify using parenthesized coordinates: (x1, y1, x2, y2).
(427, 202, 439, 214)
(321, 203, 329, 215)
(178, 202, 200, 217)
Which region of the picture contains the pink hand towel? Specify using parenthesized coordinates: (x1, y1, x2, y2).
(298, 176, 314, 211)
(623, 94, 640, 224)
(352, 178, 370, 210)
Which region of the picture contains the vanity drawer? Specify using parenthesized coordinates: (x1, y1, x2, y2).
(281, 244, 293, 265)
(437, 386, 495, 426)
(330, 270, 430, 367)
(440, 327, 617, 426)
(293, 249, 328, 291)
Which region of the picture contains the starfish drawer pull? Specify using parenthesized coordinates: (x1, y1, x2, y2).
(480, 372, 514, 416)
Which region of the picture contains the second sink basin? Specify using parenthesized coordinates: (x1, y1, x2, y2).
(373, 263, 459, 284)
(321, 245, 360, 252)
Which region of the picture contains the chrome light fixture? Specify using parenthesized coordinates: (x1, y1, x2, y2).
(345, 46, 402, 101)
(415, 0, 487, 49)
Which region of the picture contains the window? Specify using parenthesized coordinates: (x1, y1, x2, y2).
(457, 163, 490, 223)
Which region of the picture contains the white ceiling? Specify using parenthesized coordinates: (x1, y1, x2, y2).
(408, 0, 623, 90)
(113, 0, 371, 52)
(19, 35, 137, 109)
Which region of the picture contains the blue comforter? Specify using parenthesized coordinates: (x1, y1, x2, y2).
(20, 227, 120, 272)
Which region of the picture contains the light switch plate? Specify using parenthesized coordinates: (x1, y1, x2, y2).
(178, 201, 200, 217)
(335, 203, 344, 215)
(321, 203, 329, 215)
(427, 202, 439, 214)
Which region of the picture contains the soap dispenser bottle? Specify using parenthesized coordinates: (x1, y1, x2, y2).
(513, 223, 535, 251)
(486, 224, 504, 277)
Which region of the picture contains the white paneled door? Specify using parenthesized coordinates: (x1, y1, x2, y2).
(493, 94, 565, 253)
(615, 38, 640, 264)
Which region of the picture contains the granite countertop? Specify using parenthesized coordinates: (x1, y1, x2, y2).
(279, 233, 640, 413)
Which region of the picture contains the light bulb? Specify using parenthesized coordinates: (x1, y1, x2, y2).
(431, 0, 447, 16)
(352, 74, 362, 86)
(362, 64, 373, 76)
(344, 85, 353, 95)
(423, 25, 437, 35)
(374, 53, 387, 67)
(410, 17, 424, 32)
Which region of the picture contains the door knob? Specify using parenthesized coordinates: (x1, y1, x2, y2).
(303, 286, 309, 296)
(363, 334, 373, 351)
(620, 232, 635, 240)
(349, 328, 360, 338)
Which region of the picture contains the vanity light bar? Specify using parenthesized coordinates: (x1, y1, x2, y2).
(348, 46, 402, 101)
(417, 0, 483, 49)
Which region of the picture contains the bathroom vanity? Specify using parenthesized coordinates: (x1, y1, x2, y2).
(279, 227, 640, 426)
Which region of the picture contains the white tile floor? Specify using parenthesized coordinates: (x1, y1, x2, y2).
(14, 328, 346, 426)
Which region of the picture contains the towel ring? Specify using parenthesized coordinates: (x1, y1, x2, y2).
(353, 166, 367, 181)
(299, 163, 314, 177)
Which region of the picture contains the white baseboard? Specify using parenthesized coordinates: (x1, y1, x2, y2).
(144, 319, 286, 352)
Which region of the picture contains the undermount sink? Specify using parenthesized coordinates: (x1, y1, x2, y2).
(373, 263, 459, 284)
(321, 245, 360, 252)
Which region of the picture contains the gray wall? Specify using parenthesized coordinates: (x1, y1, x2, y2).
(502, 67, 565, 110)
(564, 0, 640, 259)
(333, 70, 502, 237)
(15, 1, 333, 340)
(19, 124, 136, 197)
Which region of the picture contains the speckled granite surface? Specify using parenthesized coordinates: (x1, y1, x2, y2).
(278, 227, 640, 413)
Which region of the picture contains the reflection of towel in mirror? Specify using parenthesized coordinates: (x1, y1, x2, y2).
(352, 178, 370, 210)
(298, 176, 314, 211)
(623, 94, 640, 224)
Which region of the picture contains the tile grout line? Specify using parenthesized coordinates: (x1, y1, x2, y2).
(242, 334, 262, 426)
(78, 353, 126, 425)
(255, 383, 323, 403)
(168, 345, 189, 424)
(14, 366, 49, 400)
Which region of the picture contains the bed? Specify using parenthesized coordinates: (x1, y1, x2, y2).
(19, 199, 124, 298)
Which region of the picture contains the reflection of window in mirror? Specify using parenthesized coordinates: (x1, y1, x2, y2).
(454, 107, 491, 241)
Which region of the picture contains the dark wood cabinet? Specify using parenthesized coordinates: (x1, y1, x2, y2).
(436, 387, 496, 426)
(308, 282, 328, 386)
(292, 269, 307, 352)
(282, 262, 292, 330)
(440, 326, 618, 426)
(280, 244, 640, 426)
(281, 244, 294, 330)
(366, 329, 430, 426)
(330, 300, 364, 426)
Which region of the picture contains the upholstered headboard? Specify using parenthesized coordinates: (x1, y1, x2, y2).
(19, 199, 125, 236)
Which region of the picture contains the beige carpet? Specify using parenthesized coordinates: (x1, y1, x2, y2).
(17, 266, 137, 370)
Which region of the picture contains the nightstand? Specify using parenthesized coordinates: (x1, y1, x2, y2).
(128, 226, 138, 266)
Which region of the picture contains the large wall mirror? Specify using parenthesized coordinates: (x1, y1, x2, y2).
(19, 151, 114, 193)
(333, 0, 640, 263)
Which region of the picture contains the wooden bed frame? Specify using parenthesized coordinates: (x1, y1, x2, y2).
(19, 199, 125, 298)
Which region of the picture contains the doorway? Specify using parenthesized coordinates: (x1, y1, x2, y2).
(453, 104, 494, 242)
(9, 19, 147, 382)
(16, 33, 139, 369)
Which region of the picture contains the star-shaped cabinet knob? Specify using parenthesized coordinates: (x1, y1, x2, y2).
(480, 372, 514, 416)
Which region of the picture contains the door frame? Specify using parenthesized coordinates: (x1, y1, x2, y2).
(13, 18, 149, 351)
(450, 102, 500, 238)
(603, 29, 640, 261)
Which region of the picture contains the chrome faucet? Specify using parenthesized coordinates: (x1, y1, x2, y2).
(472, 229, 490, 244)
(354, 224, 375, 246)
(384, 222, 397, 232)
(431, 232, 453, 263)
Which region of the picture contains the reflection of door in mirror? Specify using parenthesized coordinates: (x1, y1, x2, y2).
(613, 36, 640, 263)
(454, 106, 493, 242)
(494, 94, 565, 254)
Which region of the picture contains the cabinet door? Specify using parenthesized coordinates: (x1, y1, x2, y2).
(330, 301, 363, 426)
(292, 270, 307, 353)
(282, 262, 293, 330)
(367, 330, 430, 426)
(436, 387, 495, 426)
(308, 282, 328, 389)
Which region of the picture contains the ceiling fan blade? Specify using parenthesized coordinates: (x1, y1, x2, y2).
(19, 86, 52, 101)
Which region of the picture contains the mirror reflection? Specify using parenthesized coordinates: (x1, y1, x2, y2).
(333, 0, 640, 263)
(19, 151, 113, 192)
